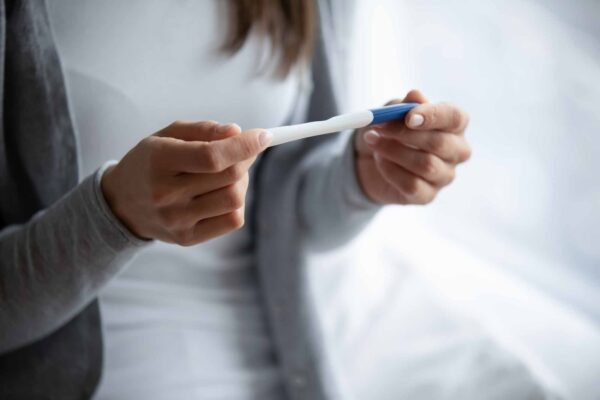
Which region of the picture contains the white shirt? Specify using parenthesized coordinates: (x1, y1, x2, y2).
(47, 1, 301, 398)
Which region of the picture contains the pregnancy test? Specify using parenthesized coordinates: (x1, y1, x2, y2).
(266, 103, 419, 147)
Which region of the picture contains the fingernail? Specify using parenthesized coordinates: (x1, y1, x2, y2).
(364, 130, 380, 146)
(408, 114, 424, 128)
(218, 123, 236, 133)
(259, 131, 273, 147)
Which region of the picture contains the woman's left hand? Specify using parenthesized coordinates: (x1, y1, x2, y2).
(354, 90, 471, 205)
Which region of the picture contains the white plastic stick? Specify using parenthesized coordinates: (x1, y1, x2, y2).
(266, 110, 374, 147)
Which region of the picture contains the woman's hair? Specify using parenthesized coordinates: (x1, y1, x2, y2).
(223, 0, 316, 77)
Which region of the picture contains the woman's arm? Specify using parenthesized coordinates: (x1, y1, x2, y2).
(0, 122, 270, 354)
(298, 97, 471, 251)
(296, 2, 470, 251)
(291, 0, 381, 251)
(298, 132, 381, 251)
(0, 166, 145, 354)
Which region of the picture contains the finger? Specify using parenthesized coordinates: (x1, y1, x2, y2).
(155, 120, 235, 141)
(405, 102, 469, 133)
(382, 90, 429, 108)
(211, 123, 243, 141)
(377, 129, 472, 164)
(355, 128, 374, 156)
(174, 157, 254, 197)
(170, 208, 246, 246)
(378, 90, 430, 131)
(203, 128, 271, 171)
(154, 129, 271, 173)
(395, 89, 429, 105)
(156, 121, 243, 141)
(191, 208, 245, 245)
(186, 174, 249, 222)
(373, 153, 437, 205)
(370, 137, 454, 186)
(358, 90, 430, 155)
(155, 174, 248, 232)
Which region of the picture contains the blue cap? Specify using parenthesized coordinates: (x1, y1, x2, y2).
(369, 103, 419, 125)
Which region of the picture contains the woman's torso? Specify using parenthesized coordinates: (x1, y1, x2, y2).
(47, 1, 301, 398)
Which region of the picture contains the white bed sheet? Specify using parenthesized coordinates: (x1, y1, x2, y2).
(309, 213, 600, 399)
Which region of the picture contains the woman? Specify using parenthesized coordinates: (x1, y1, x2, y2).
(0, 0, 471, 399)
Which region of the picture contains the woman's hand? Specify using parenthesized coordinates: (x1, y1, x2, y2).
(101, 121, 272, 245)
(354, 90, 471, 205)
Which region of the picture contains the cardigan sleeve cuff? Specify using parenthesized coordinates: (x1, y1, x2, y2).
(91, 160, 150, 248)
(340, 131, 383, 212)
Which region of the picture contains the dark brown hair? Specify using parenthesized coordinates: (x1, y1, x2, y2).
(223, 0, 316, 77)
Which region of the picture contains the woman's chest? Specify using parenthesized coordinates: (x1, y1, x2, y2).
(47, 0, 302, 175)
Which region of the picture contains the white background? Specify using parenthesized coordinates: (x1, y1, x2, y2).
(310, 1, 600, 399)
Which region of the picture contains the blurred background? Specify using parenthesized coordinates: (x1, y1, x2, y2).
(309, 1, 600, 399)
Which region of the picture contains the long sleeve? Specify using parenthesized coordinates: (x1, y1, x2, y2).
(0, 163, 147, 354)
(294, 0, 381, 251)
(299, 131, 382, 251)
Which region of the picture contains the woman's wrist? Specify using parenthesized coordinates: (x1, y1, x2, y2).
(99, 162, 151, 241)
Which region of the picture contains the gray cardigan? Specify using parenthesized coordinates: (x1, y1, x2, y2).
(0, 1, 380, 399)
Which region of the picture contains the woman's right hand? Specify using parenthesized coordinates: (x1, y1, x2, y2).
(101, 121, 272, 245)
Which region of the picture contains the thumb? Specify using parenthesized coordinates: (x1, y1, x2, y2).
(155, 121, 242, 142)
(206, 128, 272, 168)
(356, 89, 429, 156)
